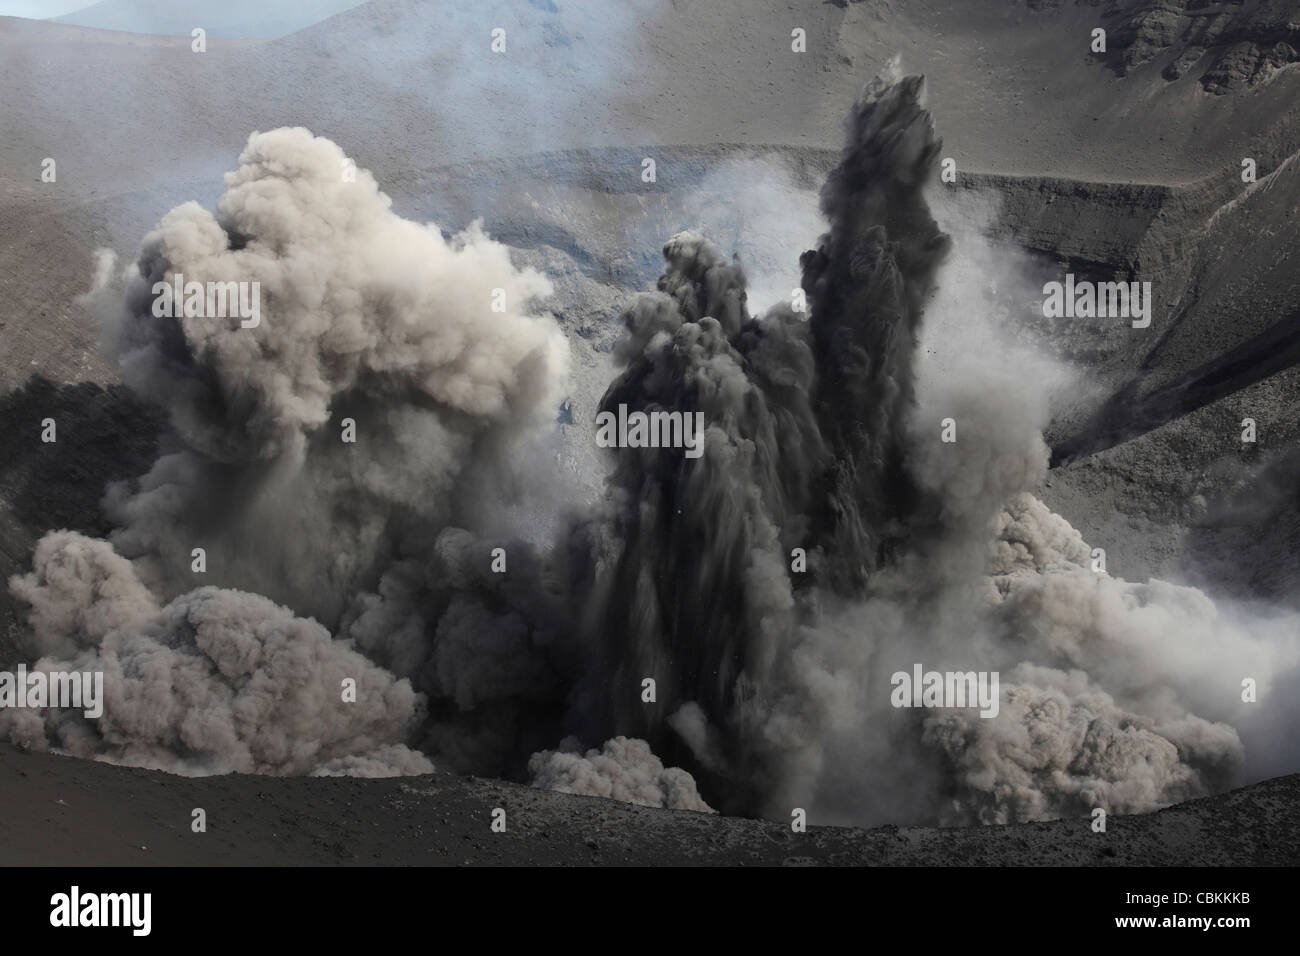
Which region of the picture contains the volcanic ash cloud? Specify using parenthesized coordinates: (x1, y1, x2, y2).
(4, 531, 431, 776)
(6, 126, 572, 778)
(9, 78, 1299, 819)
(558, 64, 1299, 826)
(91, 126, 569, 627)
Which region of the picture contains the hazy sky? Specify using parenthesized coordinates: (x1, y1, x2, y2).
(0, 1, 370, 27)
(0, 1, 87, 15)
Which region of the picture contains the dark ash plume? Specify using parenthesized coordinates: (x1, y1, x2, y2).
(557, 64, 1285, 825)
(568, 65, 952, 814)
(801, 67, 951, 590)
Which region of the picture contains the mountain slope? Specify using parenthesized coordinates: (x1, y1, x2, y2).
(52, 0, 365, 38)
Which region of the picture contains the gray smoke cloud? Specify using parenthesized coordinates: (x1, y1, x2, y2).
(556, 61, 1300, 826)
(6, 125, 576, 778)
(676, 157, 826, 315)
(91, 126, 567, 626)
(4, 531, 431, 776)
(528, 736, 714, 812)
(8, 67, 1299, 823)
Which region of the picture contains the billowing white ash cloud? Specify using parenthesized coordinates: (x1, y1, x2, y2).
(91, 126, 568, 627)
(5, 126, 577, 778)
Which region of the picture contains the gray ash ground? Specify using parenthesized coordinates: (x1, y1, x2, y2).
(3, 744, 1296, 866)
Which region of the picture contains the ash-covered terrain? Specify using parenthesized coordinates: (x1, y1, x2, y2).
(1, 0, 1298, 865)
(3, 743, 1296, 865)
